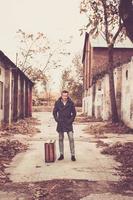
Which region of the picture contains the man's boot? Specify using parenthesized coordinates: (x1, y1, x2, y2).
(71, 155, 76, 161)
(58, 154, 64, 160)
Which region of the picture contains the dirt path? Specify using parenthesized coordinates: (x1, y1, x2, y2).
(0, 112, 133, 200)
(5, 112, 118, 182)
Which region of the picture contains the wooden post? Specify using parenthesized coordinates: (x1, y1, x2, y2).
(9, 69, 12, 125)
(29, 84, 32, 117)
(4, 69, 10, 123)
(25, 81, 28, 117)
(20, 75, 24, 118)
(13, 70, 18, 121)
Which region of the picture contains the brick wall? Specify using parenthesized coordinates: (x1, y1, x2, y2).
(92, 47, 133, 84)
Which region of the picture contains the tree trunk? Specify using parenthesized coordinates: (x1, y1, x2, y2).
(108, 45, 119, 123)
(92, 83, 96, 117)
(119, 0, 133, 42)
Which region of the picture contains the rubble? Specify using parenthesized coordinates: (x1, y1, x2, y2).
(32, 187, 49, 200)
(0, 117, 41, 137)
(0, 117, 41, 184)
(96, 140, 109, 148)
(83, 120, 133, 192)
(75, 115, 102, 123)
(0, 139, 27, 159)
(0, 139, 27, 184)
(101, 142, 133, 191)
(84, 121, 133, 138)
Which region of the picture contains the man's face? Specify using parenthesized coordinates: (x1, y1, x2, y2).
(61, 92, 69, 101)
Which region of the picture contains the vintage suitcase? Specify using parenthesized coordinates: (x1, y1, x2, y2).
(44, 140, 56, 163)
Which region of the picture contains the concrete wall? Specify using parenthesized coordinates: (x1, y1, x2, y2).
(91, 75, 111, 120)
(83, 46, 133, 95)
(95, 80, 103, 119)
(121, 58, 133, 128)
(83, 58, 133, 128)
(101, 75, 111, 120)
(82, 88, 93, 116)
(92, 48, 133, 85)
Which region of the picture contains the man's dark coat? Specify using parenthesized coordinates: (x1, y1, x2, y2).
(53, 97, 76, 133)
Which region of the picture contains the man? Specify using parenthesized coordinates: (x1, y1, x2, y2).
(53, 90, 76, 161)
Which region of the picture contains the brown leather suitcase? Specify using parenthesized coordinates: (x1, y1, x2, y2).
(44, 140, 56, 162)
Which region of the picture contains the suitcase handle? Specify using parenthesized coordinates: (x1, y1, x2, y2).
(50, 140, 56, 143)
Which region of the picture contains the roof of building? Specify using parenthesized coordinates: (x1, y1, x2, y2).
(82, 32, 89, 63)
(0, 50, 34, 85)
(0, 51, 16, 69)
(82, 32, 133, 63)
(91, 35, 133, 48)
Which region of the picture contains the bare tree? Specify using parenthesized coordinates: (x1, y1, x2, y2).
(61, 54, 83, 106)
(80, 0, 126, 122)
(72, 53, 83, 83)
(16, 29, 49, 72)
(16, 29, 72, 92)
(17, 29, 72, 73)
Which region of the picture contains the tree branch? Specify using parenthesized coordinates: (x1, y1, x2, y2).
(112, 20, 123, 44)
(21, 37, 38, 69)
(101, 0, 110, 44)
(42, 52, 53, 73)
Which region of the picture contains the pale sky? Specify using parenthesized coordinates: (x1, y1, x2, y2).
(0, 0, 86, 93)
(0, 0, 85, 59)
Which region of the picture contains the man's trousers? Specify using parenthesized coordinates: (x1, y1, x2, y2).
(58, 131, 75, 156)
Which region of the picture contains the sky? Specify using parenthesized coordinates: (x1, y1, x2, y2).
(0, 0, 86, 94)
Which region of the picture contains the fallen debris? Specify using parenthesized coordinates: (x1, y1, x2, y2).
(1, 179, 116, 200)
(0, 139, 27, 184)
(84, 121, 133, 138)
(0, 117, 41, 137)
(0, 117, 41, 184)
(101, 142, 133, 191)
(75, 115, 102, 123)
(96, 140, 109, 148)
(0, 139, 27, 159)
